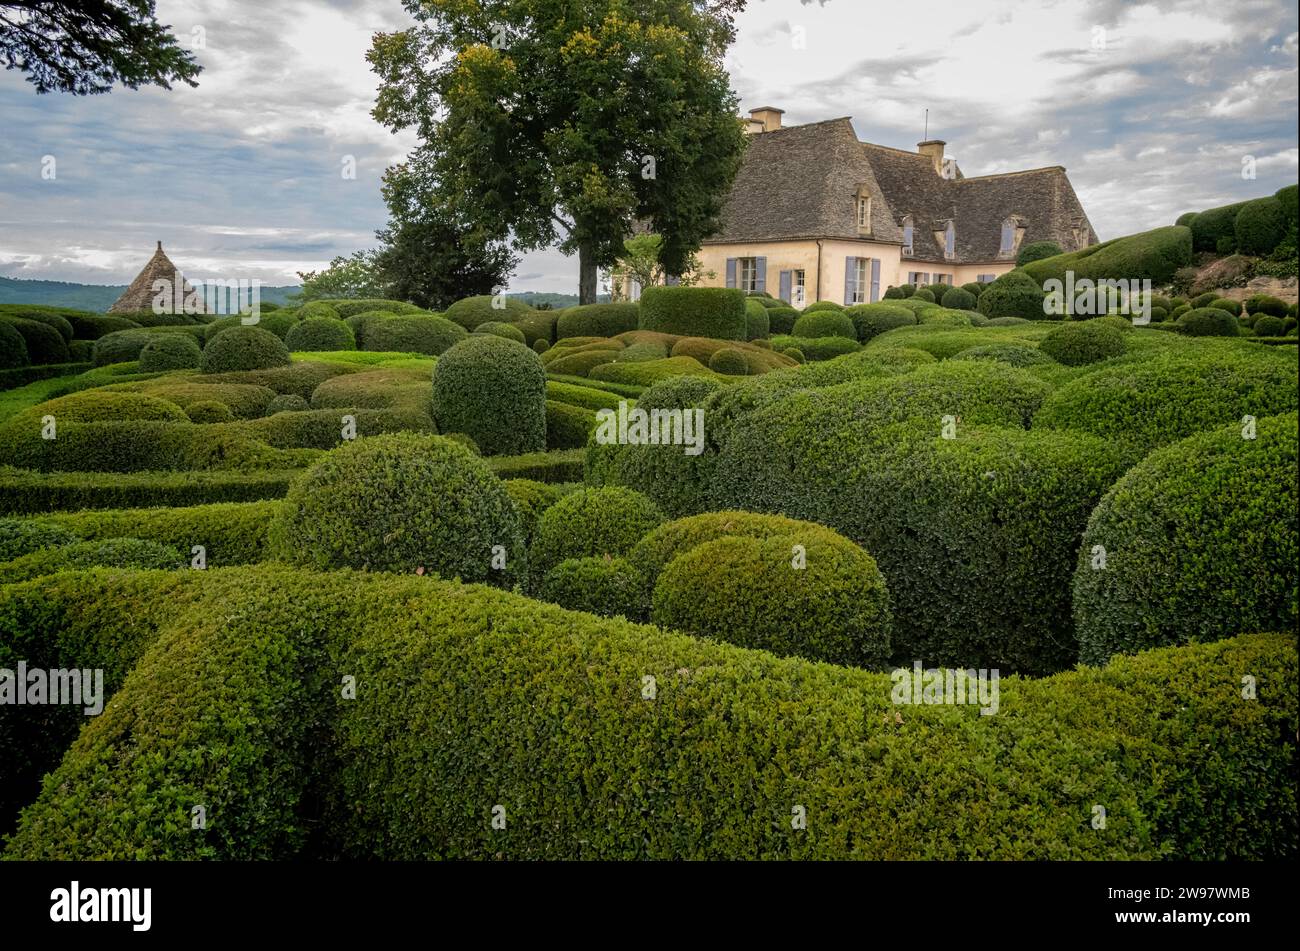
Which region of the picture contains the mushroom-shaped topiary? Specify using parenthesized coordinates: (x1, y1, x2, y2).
(431, 334, 547, 455)
(201, 325, 291, 373)
(138, 334, 202, 372)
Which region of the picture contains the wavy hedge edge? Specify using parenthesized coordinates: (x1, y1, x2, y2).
(1, 567, 1294, 859)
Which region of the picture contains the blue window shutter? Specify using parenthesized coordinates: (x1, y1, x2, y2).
(665, 274, 680, 286)
(755, 257, 767, 293)
(844, 257, 856, 305)
(870, 258, 881, 302)
(779, 270, 792, 304)
(725, 258, 737, 289)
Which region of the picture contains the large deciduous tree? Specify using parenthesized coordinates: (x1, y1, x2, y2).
(0, 1, 200, 95)
(368, 0, 747, 304)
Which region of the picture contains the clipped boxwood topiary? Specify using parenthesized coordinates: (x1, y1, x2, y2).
(845, 303, 916, 342)
(545, 399, 596, 450)
(782, 347, 804, 363)
(0, 321, 29, 369)
(1190, 201, 1249, 252)
(186, 400, 236, 424)
(1245, 294, 1288, 317)
(529, 486, 664, 585)
(444, 294, 535, 331)
(138, 334, 202, 372)
(977, 269, 1047, 320)
(743, 298, 770, 341)
(472, 320, 527, 344)
(1234, 196, 1288, 255)
(297, 301, 342, 321)
(940, 287, 977, 310)
(0, 318, 68, 365)
(638, 286, 746, 340)
(431, 335, 546, 456)
(285, 317, 355, 352)
(0, 537, 183, 583)
(652, 532, 892, 668)
(792, 308, 856, 340)
(201, 325, 291, 374)
(1177, 307, 1239, 337)
(1016, 240, 1063, 266)
(1074, 413, 1298, 664)
(270, 433, 524, 585)
(532, 337, 551, 354)
(803, 300, 844, 313)
(539, 556, 647, 618)
(0, 517, 79, 561)
(555, 303, 639, 340)
(266, 393, 310, 414)
(1039, 320, 1127, 366)
(708, 347, 749, 375)
(502, 478, 562, 548)
(1254, 315, 1287, 337)
(363, 315, 467, 356)
(766, 305, 798, 335)
(911, 288, 936, 302)
(952, 343, 1053, 367)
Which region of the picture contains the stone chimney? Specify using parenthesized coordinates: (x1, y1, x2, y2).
(917, 139, 947, 174)
(748, 106, 784, 133)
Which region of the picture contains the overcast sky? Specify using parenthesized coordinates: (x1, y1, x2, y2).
(0, 0, 1296, 292)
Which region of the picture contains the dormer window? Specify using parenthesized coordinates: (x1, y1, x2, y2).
(1000, 219, 1016, 253)
(855, 186, 872, 234)
(944, 220, 955, 259)
(902, 216, 914, 255)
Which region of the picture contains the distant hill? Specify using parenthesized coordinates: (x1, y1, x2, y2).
(0, 276, 595, 313)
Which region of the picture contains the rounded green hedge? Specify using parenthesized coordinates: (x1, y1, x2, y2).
(638, 287, 746, 340)
(0, 518, 79, 561)
(940, 287, 977, 310)
(1177, 307, 1239, 337)
(472, 320, 528, 344)
(1016, 241, 1063, 266)
(766, 306, 798, 335)
(708, 347, 749, 375)
(186, 400, 236, 424)
(201, 325, 291, 373)
(1, 318, 68, 365)
(1234, 196, 1288, 255)
(545, 399, 596, 450)
(269, 433, 524, 586)
(285, 316, 355, 352)
(768, 335, 860, 361)
(1254, 315, 1288, 337)
(555, 303, 639, 340)
(444, 295, 536, 331)
(363, 315, 467, 355)
(502, 478, 562, 547)
(1074, 413, 1298, 665)
(1039, 320, 1127, 366)
(952, 343, 1053, 367)
(0, 537, 183, 583)
(19, 389, 188, 424)
(539, 556, 647, 618)
(529, 486, 664, 585)
(431, 335, 546, 456)
(1034, 347, 1298, 453)
(343, 310, 395, 349)
(138, 334, 202, 372)
(266, 393, 310, 414)
(297, 301, 341, 321)
(0, 321, 28, 368)
(1190, 201, 1249, 252)
(1245, 294, 1288, 317)
(803, 300, 844, 313)
(792, 308, 857, 340)
(845, 303, 916, 342)
(976, 269, 1047, 320)
(781, 347, 804, 363)
(652, 533, 892, 668)
(92, 329, 154, 366)
(911, 288, 936, 302)
(743, 298, 771, 341)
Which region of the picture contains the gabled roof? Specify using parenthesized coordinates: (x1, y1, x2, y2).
(108, 241, 206, 314)
(707, 119, 1098, 264)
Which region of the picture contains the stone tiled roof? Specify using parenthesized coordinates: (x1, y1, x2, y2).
(706, 120, 1097, 264)
(108, 242, 206, 314)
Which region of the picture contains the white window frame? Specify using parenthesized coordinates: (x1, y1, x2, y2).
(852, 258, 869, 304)
(902, 216, 913, 255)
(857, 196, 871, 229)
(792, 269, 806, 306)
(737, 257, 758, 293)
(1000, 220, 1016, 254)
(908, 271, 930, 286)
(978, 273, 997, 283)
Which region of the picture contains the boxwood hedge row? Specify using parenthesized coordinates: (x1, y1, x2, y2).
(638, 287, 746, 340)
(0, 467, 298, 513)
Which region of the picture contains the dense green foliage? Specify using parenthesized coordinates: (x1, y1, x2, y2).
(431, 336, 547, 455)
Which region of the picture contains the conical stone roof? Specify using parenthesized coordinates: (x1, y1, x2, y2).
(107, 241, 206, 314)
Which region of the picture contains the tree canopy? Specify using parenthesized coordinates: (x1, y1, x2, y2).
(0, 1, 201, 95)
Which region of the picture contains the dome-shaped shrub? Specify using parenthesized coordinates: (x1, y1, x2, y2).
(539, 556, 647, 618)
(21, 389, 187, 423)
(363, 315, 467, 356)
(766, 306, 798, 335)
(1244, 294, 1288, 317)
(977, 269, 1047, 320)
(1177, 307, 1239, 337)
(532, 337, 550, 353)
(1234, 196, 1288, 255)
(1, 318, 67, 365)
(269, 433, 524, 585)
(529, 486, 664, 585)
(782, 347, 805, 363)
(911, 288, 936, 302)
(743, 298, 770, 341)
(651, 532, 891, 668)
(708, 347, 749, 375)
(444, 294, 536, 330)
(802, 300, 844, 314)
(792, 309, 856, 340)
(431, 335, 546, 456)
(940, 287, 977, 310)
(1254, 315, 1287, 337)
(1016, 241, 1062, 266)
(952, 343, 1053, 367)
(186, 400, 236, 423)
(0, 537, 184, 583)
(0, 321, 29, 368)
(1039, 320, 1127, 366)
(472, 321, 527, 344)
(882, 286, 904, 300)
(502, 478, 562, 547)
(285, 316, 355, 352)
(1074, 413, 1298, 664)
(201, 325, 291, 373)
(266, 393, 310, 414)
(297, 301, 342, 321)
(343, 310, 397, 349)
(555, 303, 639, 339)
(0, 518, 78, 561)
(846, 303, 916, 342)
(92, 329, 155, 366)
(139, 334, 202, 372)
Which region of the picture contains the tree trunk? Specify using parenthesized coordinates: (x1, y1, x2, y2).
(578, 242, 599, 305)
